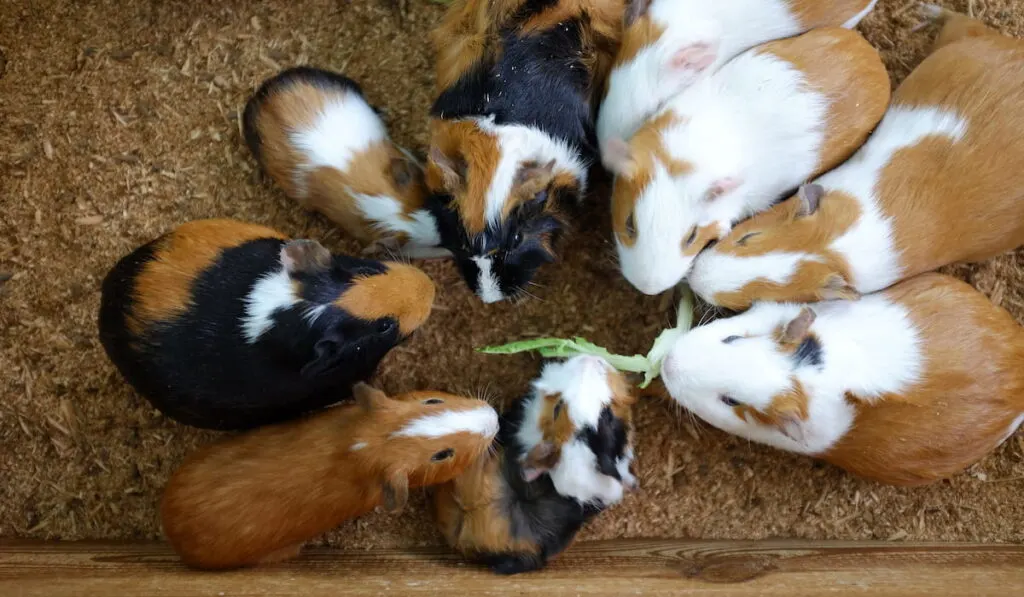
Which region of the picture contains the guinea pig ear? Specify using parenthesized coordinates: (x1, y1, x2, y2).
(522, 441, 559, 482)
(381, 470, 409, 513)
(819, 273, 860, 301)
(514, 159, 556, 189)
(704, 177, 741, 202)
(389, 156, 419, 188)
(353, 382, 390, 412)
(624, 0, 652, 27)
(300, 332, 345, 379)
(602, 138, 636, 177)
(780, 307, 816, 345)
(666, 41, 718, 75)
(429, 146, 465, 190)
(281, 240, 332, 275)
(776, 414, 807, 445)
(795, 183, 825, 218)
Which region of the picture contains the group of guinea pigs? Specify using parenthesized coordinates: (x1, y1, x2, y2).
(95, 0, 1024, 576)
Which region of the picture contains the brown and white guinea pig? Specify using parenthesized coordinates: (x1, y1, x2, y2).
(243, 67, 448, 258)
(608, 27, 889, 295)
(660, 273, 1024, 487)
(424, 0, 626, 303)
(161, 383, 499, 570)
(432, 355, 637, 575)
(688, 9, 1024, 311)
(597, 0, 879, 159)
(98, 219, 435, 430)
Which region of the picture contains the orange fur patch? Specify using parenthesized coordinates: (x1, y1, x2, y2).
(788, 0, 876, 29)
(613, 14, 664, 67)
(130, 220, 287, 334)
(756, 28, 890, 175)
(161, 388, 493, 569)
(681, 222, 722, 258)
(611, 111, 692, 246)
(335, 262, 435, 335)
(426, 119, 502, 235)
(539, 392, 575, 446)
(823, 274, 1024, 486)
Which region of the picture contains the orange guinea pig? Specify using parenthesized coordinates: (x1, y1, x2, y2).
(160, 383, 498, 570)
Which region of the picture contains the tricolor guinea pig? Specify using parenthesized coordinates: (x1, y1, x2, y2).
(660, 273, 1024, 487)
(243, 67, 447, 258)
(161, 383, 499, 570)
(688, 10, 1024, 310)
(432, 355, 637, 575)
(98, 219, 435, 430)
(424, 0, 626, 303)
(608, 27, 889, 295)
(597, 0, 879, 158)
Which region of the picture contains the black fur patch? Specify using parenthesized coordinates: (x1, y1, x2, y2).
(243, 66, 366, 166)
(792, 334, 823, 369)
(579, 407, 629, 482)
(98, 235, 402, 430)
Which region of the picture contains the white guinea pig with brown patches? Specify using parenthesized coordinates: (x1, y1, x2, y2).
(244, 67, 447, 258)
(597, 0, 879, 158)
(688, 10, 1024, 310)
(608, 27, 889, 296)
(661, 273, 1024, 487)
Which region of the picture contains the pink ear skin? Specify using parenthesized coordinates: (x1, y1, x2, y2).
(602, 137, 635, 176)
(777, 415, 806, 445)
(667, 42, 718, 74)
(704, 177, 741, 202)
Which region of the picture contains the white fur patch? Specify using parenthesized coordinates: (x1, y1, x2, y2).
(354, 193, 442, 248)
(998, 413, 1024, 446)
(689, 252, 814, 303)
(531, 355, 615, 430)
(349, 442, 368, 452)
(475, 116, 588, 228)
(841, 0, 879, 29)
(548, 438, 629, 506)
(662, 294, 923, 456)
(597, 0, 802, 156)
(289, 92, 387, 199)
(615, 46, 828, 294)
(471, 255, 503, 304)
(391, 405, 499, 439)
(241, 268, 298, 343)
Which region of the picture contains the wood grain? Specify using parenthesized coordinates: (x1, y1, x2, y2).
(2, 539, 1023, 596)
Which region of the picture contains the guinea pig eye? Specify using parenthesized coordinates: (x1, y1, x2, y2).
(722, 335, 742, 344)
(552, 400, 564, 419)
(736, 232, 761, 246)
(683, 227, 697, 247)
(534, 189, 548, 203)
(625, 213, 636, 239)
(720, 395, 741, 407)
(431, 448, 455, 462)
(423, 398, 444, 405)
(377, 320, 396, 334)
(513, 231, 524, 246)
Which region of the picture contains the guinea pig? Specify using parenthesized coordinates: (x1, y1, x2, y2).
(688, 10, 1024, 310)
(98, 219, 435, 430)
(597, 0, 879, 159)
(660, 273, 1024, 487)
(424, 0, 626, 303)
(243, 66, 447, 258)
(432, 355, 637, 574)
(608, 27, 889, 295)
(161, 383, 499, 570)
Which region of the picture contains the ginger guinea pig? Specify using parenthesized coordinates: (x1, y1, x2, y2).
(689, 10, 1024, 310)
(661, 273, 1024, 487)
(161, 383, 499, 570)
(98, 219, 435, 430)
(432, 355, 637, 575)
(608, 27, 889, 295)
(425, 0, 626, 303)
(597, 0, 879, 158)
(243, 67, 446, 258)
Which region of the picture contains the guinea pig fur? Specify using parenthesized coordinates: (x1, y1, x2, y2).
(98, 219, 435, 430)
(688, 11, 1024, 311)
(598, 0, 879, 161)
(609, 27, 889, 296)
(161, 383, 499, 570)
(424, 0, 626, 303)
(431, 355, 637, 574)
(243, 66, 447, 258)
(660, 273, 1024, 487)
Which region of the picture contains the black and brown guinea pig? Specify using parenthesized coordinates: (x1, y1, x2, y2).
(98, 219, 435, 430)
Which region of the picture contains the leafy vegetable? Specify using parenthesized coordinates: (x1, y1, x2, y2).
(477, 287, 695, 388)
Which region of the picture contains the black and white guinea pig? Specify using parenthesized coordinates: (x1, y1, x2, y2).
(243, 66, 448, 258)
(432, 355, 637, 575)
(98, 219, 435, 430)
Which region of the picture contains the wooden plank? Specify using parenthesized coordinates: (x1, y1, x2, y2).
(1, 539, 1023, 596)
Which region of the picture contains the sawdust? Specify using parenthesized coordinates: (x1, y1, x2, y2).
(1, 0, 1022, 547)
